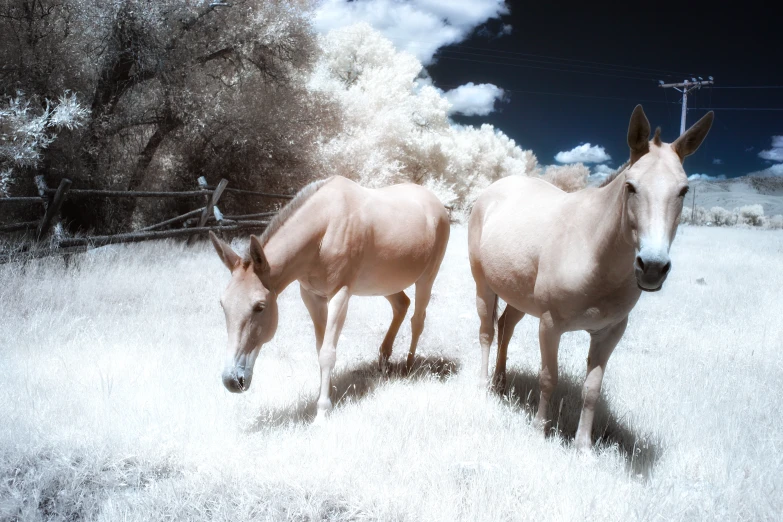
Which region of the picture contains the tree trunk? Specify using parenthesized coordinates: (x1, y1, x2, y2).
(123, 115, 182, 227)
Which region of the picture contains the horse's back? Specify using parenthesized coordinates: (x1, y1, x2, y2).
(470, 175, 565, 254)
(318, 176, 449, 295)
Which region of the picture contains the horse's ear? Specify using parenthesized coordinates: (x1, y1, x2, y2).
(672, 111, 714, 161)
(627, 104, 651, 163)
(249, 235, 269, 274)
(210, 231, 240, 272)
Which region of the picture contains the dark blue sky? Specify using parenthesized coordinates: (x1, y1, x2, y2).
(428, 1, 782, 177)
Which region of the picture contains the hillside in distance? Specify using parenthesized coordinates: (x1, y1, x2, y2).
(689, 176, 783, 216)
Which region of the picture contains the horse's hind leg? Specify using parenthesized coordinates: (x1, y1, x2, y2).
(407, 220, 448, 373)
(493, 305, 525, 393)
(533, 314, 562, 434)
(474, 280, 498, 386)
(406, 279, 433, 372)
(379, 291, 411, 374)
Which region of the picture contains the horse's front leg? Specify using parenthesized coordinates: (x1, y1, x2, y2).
(575, 316, 627, 451)
(300, 286, 327, 353)
(315, 286, 351, 422)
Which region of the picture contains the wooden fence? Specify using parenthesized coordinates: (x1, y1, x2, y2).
(0, 176, 293, 263)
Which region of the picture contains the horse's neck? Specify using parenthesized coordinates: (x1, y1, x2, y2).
(588, 172, 636, 277)
(263, 218, 323, 294)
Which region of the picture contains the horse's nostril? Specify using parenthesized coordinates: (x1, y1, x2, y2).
(635, 256, 645, 272)
(662, 261, 671, 275)
(237, 375, 245, 390)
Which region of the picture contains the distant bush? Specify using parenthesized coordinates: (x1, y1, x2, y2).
(681, 204, 780, 229)
(538, 163, 589, 193)
(737, 204, 765, 226)
(768, 215, 783, 230)
(709, 206, 737, 227)
(681, 206, 709, 226)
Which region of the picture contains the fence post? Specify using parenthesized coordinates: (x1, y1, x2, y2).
(35, 177, 71, 243)
(188, 178, 228, 245)
(198, 176, 225, 224)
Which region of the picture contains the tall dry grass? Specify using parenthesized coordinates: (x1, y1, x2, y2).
(1, 226, 782, 521)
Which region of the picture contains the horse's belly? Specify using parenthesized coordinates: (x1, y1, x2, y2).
(559, 287, 641, 332)
(351, 255, 427, 296)
(478, 225, 543, 316)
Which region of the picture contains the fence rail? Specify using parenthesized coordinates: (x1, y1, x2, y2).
(44, 188, 213, 198)
(0, 196, 46, 205)
(1, 176, 292, 263)
(207, 186, 294, 199)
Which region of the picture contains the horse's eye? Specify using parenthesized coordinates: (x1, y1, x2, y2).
(253, 303, 265, 313)
(625, 182, 637, 194)
(678, 186, 689, 198)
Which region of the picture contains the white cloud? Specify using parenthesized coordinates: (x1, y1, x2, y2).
(586, 164, 617, 186)
(758, 135, 783, 162)
(745, 163, 783, 177)
(443, 82, 505, 116)
(592, 164, 616, 175)
(313, 0, 509, 64)
(712, 158, 723, 165)
(688, 173, 727, 181)
(554, 143, 611, 164)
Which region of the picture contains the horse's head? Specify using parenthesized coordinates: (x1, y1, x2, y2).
(623, 105, 713, 292)
(209, 232, 278, 393)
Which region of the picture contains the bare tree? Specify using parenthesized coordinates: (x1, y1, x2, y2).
(1, 0, 339, 231)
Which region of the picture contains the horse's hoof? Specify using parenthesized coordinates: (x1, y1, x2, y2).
(575, 436, 594, 453)
(531, 418, 548, 434)
(490, 375, 506, 395)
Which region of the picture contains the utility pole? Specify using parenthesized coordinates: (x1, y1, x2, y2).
(658, 77, 714, 135)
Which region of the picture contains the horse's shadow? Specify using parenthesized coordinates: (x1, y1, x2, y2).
(501, 368, 662, 479)
(246, 355, 460, 432)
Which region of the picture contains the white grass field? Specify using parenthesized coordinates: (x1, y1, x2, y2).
(1, 225, 782, 521)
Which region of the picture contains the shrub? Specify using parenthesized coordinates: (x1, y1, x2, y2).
(538, 163, 589, 193)
(681, 205, 709, 226)
(767, 215, 783, 230)
(709, 206, 737, 227)
(737, 204, 765, 226)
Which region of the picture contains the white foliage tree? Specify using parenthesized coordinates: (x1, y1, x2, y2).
(0, 92, 87, 196)
(310, 23, 539, 213)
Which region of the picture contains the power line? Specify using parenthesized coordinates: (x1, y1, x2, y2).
(437, 48, 662, 79)
(687, 107, 783, 111)
(339, 28, 695, 77)
(434, 55, 655, 82)
(710, 86, 783, 89)
(438, 83, 675, 105)
(438, 45, 688, 77)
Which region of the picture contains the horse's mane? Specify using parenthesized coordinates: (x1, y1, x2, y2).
(599, 161, 630, 188)
(257, 177, 332, 247)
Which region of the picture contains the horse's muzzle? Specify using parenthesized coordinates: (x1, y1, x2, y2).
(222, 368, 252, 393)
(635, 254, 671, 292)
